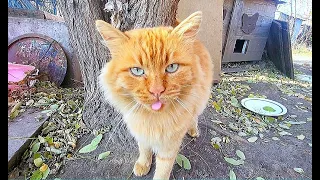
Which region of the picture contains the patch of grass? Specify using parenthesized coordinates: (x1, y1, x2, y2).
(292, 45, 312, 57)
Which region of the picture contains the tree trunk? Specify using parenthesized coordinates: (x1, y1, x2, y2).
(57, 0, 180, 130)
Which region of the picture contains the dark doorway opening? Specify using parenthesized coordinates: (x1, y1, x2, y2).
(234, 39, 249, 54)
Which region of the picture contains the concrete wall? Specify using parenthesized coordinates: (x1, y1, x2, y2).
(177, 0, 223, 82)
(8, 17, 82, 87)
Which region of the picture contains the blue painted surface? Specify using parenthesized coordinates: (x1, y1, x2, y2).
(291, 18, 302, 43)
(8, 0, 57, 14)
(275, 12, 303, 43)
(8, 0, 36, 10)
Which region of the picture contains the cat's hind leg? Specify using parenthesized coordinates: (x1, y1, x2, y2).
(133, 142, 152, 176)
(188, 98, 207, 138)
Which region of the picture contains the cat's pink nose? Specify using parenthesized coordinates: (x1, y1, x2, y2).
(149, 86, 165, 98)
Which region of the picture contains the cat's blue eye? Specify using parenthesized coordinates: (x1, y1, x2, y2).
(166, 63, 179, 73)
(130, 67, 144, 76)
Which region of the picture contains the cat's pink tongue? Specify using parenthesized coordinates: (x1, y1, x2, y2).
(151, 101, 162, 111)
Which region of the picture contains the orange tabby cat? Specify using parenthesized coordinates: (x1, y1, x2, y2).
(96, 11, 213, 179)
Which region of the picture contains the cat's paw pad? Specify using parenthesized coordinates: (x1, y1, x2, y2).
(188, 128, 200, 138)
(133, 162, 151, 176)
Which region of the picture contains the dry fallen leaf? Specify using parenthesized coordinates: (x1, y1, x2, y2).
(229, 169, 237, 180)
(98, 151, 111, 160)
(224, 157, 244, 166)
(40, 163, 48, 172)
(293, 167, 304, 174)
(272, 137, 280, 141)
(54, 142, 60, 149)
(236, 150, 245, 160)
(247, 136, 258, 143)
(34, 158, 43, 167)
(279, 131, 292, 136)
(176, 154, 191, 170)
(297, 134, 305, 140)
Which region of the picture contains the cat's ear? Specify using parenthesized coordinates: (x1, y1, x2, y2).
(95, 20, 129, 48)
(172, 11, 202, 40)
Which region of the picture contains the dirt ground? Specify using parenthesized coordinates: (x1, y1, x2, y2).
(9, 58, 311, 179)
(47, 59, 312, 180)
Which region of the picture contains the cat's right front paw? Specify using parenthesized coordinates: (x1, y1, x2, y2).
(133, 162, 151, 176)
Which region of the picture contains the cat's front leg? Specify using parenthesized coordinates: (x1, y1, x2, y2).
(153, 142, 181, 180)
(133, 142, 153, 176)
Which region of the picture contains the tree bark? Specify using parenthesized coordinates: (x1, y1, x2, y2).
(105, 0, 179, 31)
(57, 0, 180, 129)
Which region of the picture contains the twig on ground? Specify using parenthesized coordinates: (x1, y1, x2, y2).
(9, 137, 38, 140)
(190, 149, 212, 176)
(126, 171, 133, 180)
(207, 124, 249, 144)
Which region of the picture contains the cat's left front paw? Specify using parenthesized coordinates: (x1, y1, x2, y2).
(133, 162, 151, 176)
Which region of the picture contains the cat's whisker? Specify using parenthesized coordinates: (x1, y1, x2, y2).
(104, 105, 137, 149)
(176, 98, 195, 120)
(178, 95, 197, 107)
(103, 101, 137, 150)
(103, 116, 124, 149)
(119, 94, 132, 96)
(110, 100, 136, 123)
(118, 120, 126, 133)
(160, 97, 180, 119)
(117, 104, 143, 144)
(177, 98, 200, 124)
(128, 103, 140, 121)
(179, 137, 196, 151)
(179, 92, 201, 99)
(131, 103, 142, 123)
(110, 110, 123, 123)
(116, 103, 141, 141)
(168, 110, 178, 123)
(112, 110, 126, 129)
(169, 99, 180, 116)
(190, 149, 212, 175)
(180, 84, 208, 88)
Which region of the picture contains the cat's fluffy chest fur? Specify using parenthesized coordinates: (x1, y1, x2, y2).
(124, 109, 191, 151)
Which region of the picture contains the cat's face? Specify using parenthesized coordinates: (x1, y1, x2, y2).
(105, 29, 195, 111)
(97, 12, 202, 112)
